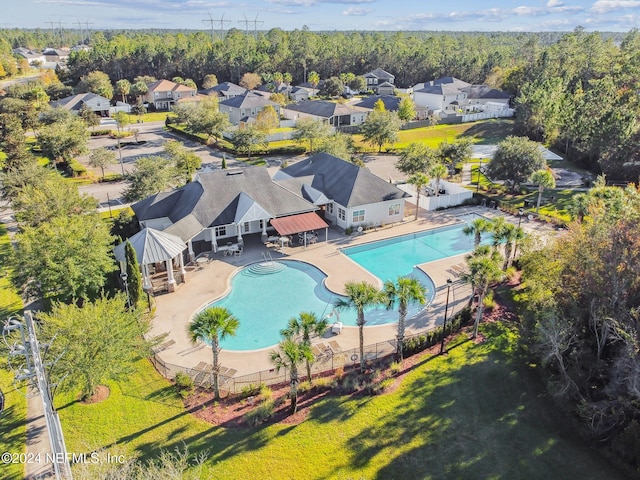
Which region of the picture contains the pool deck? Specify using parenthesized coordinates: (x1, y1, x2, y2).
(150, 206, 556, 379)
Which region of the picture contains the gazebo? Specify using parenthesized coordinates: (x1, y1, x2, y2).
(114, 227, 187, 293)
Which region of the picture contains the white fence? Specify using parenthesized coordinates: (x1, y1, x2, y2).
(399, 180, 473, 211)
(460, 109, 514, 123)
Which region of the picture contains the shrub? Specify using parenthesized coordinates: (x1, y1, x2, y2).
(259, 384, 273, 401)
(334, 366, 345, 381)
(90, 129, 112, 137)
(314, 376, 336, 390)
(174, 371, 194, 398)
(245, 399, 275, 426)
(297, 380, 312, 394)
(389, 361, 402, 375)
(483, 290, 496, 310)
(65, 159, 87, 177)
(240, 383, 263, 398)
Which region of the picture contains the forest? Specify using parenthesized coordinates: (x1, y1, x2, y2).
(1, 27, 638, 180)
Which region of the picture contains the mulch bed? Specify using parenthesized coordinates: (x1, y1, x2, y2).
(80, 385, 110, 404)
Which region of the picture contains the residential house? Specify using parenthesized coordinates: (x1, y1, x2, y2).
(42, 48, 70, 63)
(413, 77, 510, 116)
(283, 100, 369, 128)
(296, 82, 320, 98)
(12, 47, 46, 66)
(50, 92, 111, 117)
(274, 153, 410, 231)
(364, 68, 395, 94)
(201, 81, 247, 101)
(131, 167, 321, 257)
(143, 79, 197, 111)
(354, 95, 403, 113)
(218, 91, 281, 125)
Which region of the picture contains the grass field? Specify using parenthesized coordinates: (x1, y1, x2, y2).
(353, 118, 515, 152)
(58, 322, 626, 479)
(0, 224, 26, 480)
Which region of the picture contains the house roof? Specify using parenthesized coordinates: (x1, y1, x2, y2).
(113, 228, 185, 265)
(50, 92, 111, 111)
(365, 68, 395, 80)
(131, 167, 317, 241)
(460, 85, 511, 100)
(202, 81, 247, 97)
(270, 212, 329, 236)
(284, 100, 368, 119)
(146, 79, 195, 93)
(274, 152, 410, 208)
(220, 91, 279, 109)
(355, 95, 402, 111)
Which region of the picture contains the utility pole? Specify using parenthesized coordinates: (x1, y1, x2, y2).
(46, 21, 57, 46)
(215, 13, 230, 40)
(250, 14, 263, 38)
(84, 20, 93, 44)
(76, 19, 84, 45)
(238, 14, 250, 36)
(202, 12, 215, 43)
(2, 312, 73, 479)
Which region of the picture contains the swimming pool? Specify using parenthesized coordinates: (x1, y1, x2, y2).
(342, 213, 489, 283)
(205, 213, 487, 351)
(209, 260, 433, 351)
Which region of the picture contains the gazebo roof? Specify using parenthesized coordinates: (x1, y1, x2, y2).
(114, 227, 186, 265)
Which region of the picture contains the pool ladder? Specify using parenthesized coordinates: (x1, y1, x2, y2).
(247, 252, 285, 275)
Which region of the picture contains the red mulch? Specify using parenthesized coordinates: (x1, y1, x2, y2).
(181, 280, 521, 428)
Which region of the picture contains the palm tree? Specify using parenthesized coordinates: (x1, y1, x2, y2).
(407, 172, 430, 221)
(531, 169, 556, 214)
(463, 217, 493, 248)
(429, 162, 449, 202)
(463, 246, 503, 338)
(568, 192, 591, 223)
(187, 307, 239, 400)
(270, 334, 313, 414)
(335, 281, 386, 373)
(384, 277, 427, 361)
(281, 311, 328, 384)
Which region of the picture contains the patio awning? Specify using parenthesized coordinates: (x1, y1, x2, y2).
(114, 227, 186, 265)
(270, 212, 329, 236)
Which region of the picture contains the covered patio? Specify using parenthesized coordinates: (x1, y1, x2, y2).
(114, 227, 187, 294)
(269, 212, 329, 248)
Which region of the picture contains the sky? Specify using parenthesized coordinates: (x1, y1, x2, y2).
(2, 0, 639, 32)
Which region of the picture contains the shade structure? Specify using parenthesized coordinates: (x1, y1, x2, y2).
(270, 212, 329, 236)
(114, 227, 186, 265)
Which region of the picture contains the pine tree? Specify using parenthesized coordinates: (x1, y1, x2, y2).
(125, 240, 143, 308)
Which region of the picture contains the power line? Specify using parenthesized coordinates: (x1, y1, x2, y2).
(203, 12, 230, 42)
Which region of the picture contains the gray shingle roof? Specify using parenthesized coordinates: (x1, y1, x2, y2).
(365, 68, 395, 81)
(284, 100, 368, 118)
(202, 81, 247, 96)
(460, 85, 511, 100)
(219, 91, 278, 109)
(355, 95, 402, 111)
(131, 167, 318, 241)
(275, 153, 409, 208)
(50, 92, 109, 111)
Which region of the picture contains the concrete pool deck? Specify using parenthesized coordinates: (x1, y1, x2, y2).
(149, 206, 557, 379)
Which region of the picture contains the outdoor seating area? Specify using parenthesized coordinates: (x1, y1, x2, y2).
(298, 231, 318, 245)
(218, 242, 244, 257)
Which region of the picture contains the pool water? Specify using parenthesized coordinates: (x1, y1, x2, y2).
(212, 260, 434, 350)
(206, 214, 487, 351)
(343, 214, 489, 282)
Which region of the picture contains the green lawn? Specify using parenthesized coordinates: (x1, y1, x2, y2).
(58, 323, 626, 479)
(0, 224, 26, 480)
(354, 118, 515, 151)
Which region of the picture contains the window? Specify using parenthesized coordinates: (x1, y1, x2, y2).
(243, 222, 250, 233)
(388, 203, 401, 216)
(352, 209, 365, 223)
(338, 208, 346, 221)
(259, 219, 264, 230)
(215, 226, 226, 237)
(327, 203, 334, 215)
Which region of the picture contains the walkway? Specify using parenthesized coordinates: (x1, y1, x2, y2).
(149, 206, 555, 379)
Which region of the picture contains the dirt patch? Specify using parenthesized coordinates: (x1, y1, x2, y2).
(81, 385, 110, 404)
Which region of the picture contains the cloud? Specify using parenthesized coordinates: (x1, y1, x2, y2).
(547, 0, 564, 5)
(343, 6, 373, 15)
(591, 0, 640, 13)
(267, 0, 374, 5)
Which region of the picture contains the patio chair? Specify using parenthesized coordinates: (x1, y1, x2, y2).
(234, 246, 243, 256)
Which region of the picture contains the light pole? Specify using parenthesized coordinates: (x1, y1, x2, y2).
(476, 159, 482, 194)
(440, 278, 453, 355)
(514, 207, 525, 260)
(121, 271, 131, 309)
